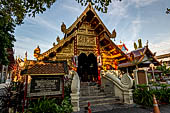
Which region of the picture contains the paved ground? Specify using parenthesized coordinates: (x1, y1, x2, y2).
(74, 104, 170, 113)
(95, 104, 170, 113)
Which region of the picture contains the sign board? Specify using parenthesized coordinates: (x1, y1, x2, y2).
(134, 69, 148, 86)
(27, 75, 63, 97)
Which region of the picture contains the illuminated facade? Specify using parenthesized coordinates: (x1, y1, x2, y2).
(33, 4, 128, 82)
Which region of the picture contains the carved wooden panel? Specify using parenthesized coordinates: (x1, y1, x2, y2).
(61, 43, 73, 53)
(77, 35, 96, 46)
(77, 50, 97, 56)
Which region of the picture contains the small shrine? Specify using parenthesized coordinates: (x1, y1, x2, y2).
(22, 61, 68, 98)
(118, 45, 161, 70)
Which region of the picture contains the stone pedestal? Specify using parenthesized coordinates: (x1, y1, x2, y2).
(123, 89, 133, 104)
(70, 70, 80, 112)
(71, 92, 80, 112)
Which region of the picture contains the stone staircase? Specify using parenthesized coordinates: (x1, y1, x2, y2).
(79, 82, 122, 112)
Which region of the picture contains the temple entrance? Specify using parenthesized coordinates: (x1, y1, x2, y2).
(77, 53, 98, 82)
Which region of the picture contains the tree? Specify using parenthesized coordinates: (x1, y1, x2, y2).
(156, 63, 170, 76)
(166, 8, 170, 14)
(76, 0, 121, 13)
(0, 0, 56, 65)
(0, 0, 122, 65)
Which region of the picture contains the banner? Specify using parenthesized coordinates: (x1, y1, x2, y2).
(97, 55, 102, 66)
(72, 55, 78, 67)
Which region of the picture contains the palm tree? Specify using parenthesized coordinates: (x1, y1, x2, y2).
(156, 63, 170, 76)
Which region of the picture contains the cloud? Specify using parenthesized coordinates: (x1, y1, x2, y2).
(108, 0, 130, 18)
(149, 34, 170, 55)
(131, 0, 159, 8)
(108, 0, 159, 17)
(26, 16, 60, 32)
(14, 36, 52, 59)
(62, 4, 82, 13)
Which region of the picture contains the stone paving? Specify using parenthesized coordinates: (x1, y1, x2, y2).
(74, 103, 170, 113)
(95, 104, 170, 113)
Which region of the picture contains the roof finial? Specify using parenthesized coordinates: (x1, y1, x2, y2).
(111, 29, 116, 41)
(146, 40, 149, 47)
(24, 51, 27, 62)
(56, 36, 60, 43)
(88, 1, 92, 8)
(61, 22, 67, 34)
(53, 42, 55, 46)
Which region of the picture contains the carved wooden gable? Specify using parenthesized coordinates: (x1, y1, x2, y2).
(77, 22, 96, 47)
(37, 3, 128, 68)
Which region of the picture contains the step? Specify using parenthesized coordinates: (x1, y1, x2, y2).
(80, 97, 118, 103)
(80, 91, 107, 96)
(80, 95, 121, 107)
(80, 99, 121, 107)
(80, 95, 119, 101)
(80, 91, 115, 96)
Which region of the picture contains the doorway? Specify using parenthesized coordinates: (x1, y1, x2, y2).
(77, 53, 98, 82)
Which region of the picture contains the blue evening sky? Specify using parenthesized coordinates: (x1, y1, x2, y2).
(14, 0, 170, 59)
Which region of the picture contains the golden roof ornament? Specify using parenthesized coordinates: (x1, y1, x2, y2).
(146, 40, 149, 47)
(53, 42, 55, 46)
(61, 22, 67, 34)
(56, 36, 60, 43)
(24, 51, 27, 62)
(111, 29, 116, 41)
(34, 45, 41, 58)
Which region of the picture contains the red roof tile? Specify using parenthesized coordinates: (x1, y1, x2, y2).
(27, 63, 66, 75)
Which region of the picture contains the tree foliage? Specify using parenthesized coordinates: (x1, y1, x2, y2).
(0, 0, 122, 65)
(76, 0, 122, 13)
(166, 8, 170, 14)
(156, 63, 170, 76)
(0, 0, 56, 65)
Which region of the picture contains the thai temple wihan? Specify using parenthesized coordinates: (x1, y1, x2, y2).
(22, 3, 138, 112)
(34, 4, 128, 82)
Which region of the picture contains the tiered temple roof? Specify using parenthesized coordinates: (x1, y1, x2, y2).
(119, 46, 161, 68)
(36, 3, 128, 66)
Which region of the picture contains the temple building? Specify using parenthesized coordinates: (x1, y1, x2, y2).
(33, 4, 128, 83)
(117, 43, 128, 53)
(118, 45, 161, 79)
(18, 4, 139, 111)
(156, 53, 170, 68)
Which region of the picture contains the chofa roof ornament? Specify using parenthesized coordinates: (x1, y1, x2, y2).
(61, 22, 67, 34)
(111, 29, 116, 41)
(56, 36, 60, 43)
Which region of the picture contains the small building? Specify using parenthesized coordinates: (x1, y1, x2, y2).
(22, 61, 68, 98)
(119, 45, 161, 73)
(156, 53, 170, 68)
